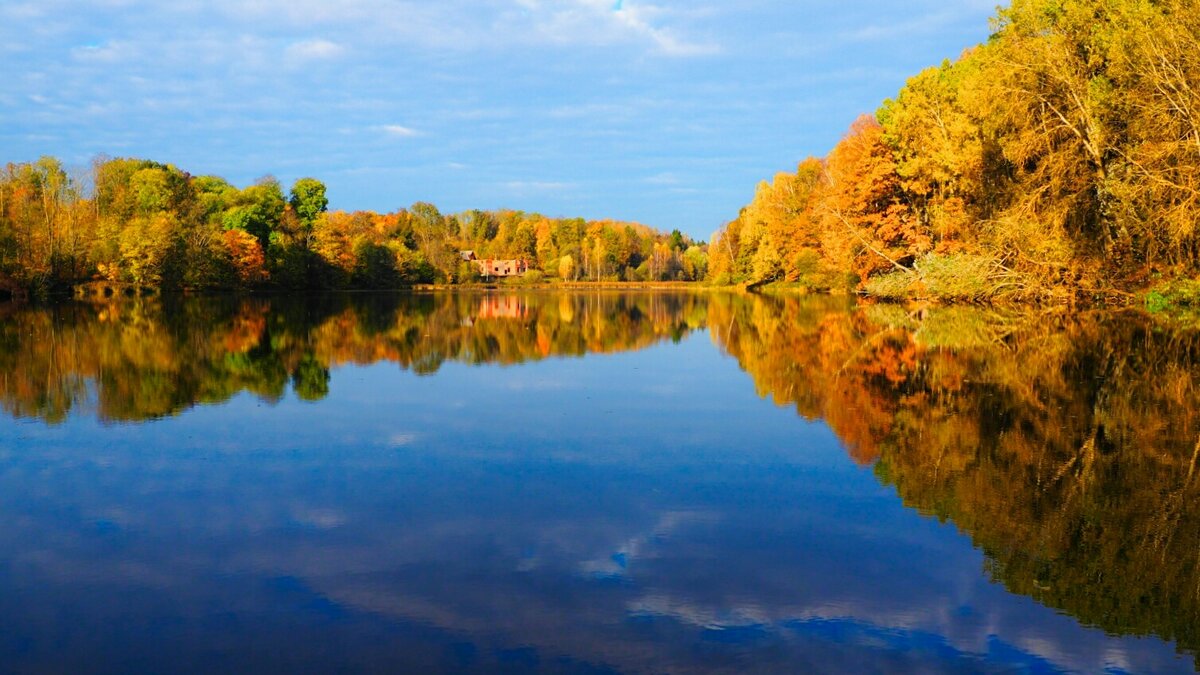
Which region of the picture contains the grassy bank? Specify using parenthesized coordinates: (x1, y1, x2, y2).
(741, 252, 1160, 308)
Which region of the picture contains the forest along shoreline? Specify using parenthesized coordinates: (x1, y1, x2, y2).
(4, 0, 1200, 311)
(0, 158, 710, 303)
(709, 0, 1200, 312)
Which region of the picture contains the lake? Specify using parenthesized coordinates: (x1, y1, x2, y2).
(0, 291, 1196, 674)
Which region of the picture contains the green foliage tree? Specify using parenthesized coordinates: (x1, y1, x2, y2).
(289, 178, 328, 229)
(223, 177, 285, 249)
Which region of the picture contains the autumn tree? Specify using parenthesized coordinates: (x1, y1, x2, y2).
(878, 53, 991, 252)
(0, 158, 87, 290)
(222, 228, 267, 284)
(819, 115, 927, 281)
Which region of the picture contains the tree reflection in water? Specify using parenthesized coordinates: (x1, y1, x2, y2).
(0, 292, 707, 423)
(1, 291, 1197, 665)
(709, 294, 1200, 660)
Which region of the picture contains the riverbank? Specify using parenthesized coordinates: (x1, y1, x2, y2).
(0, 275, 1186, 319)
(746, 255, 1188, 313)
(411, 280, 713, 292)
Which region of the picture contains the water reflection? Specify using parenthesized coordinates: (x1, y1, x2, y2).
(0, 292, 1197, 672)
(710, 295, 1200, 658)
(0, 292, 705, 423)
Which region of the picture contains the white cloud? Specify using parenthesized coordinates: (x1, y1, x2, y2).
(837, 6, 985, 43)
(504, 180, 575, 193)
(0, 2, 43, 22)
(284, 38, 343, 62)
(70, 40, 136, 64)
(381, 124, 421, 138)
(512, 0, 719, 56)
(547, 102, 635, 120)
(645, 172, 680, 185)
(615, 5, 719, 57)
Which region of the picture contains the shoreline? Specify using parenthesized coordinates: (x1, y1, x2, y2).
(410, 281, 716, 292)
(1, 278, 1192, 317)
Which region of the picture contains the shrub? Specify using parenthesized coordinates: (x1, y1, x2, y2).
(863, 269, 917, 300)
(864, 253, 1019, 302)
(1142, 279, 1200, 313)
(914, 254, 999, 301)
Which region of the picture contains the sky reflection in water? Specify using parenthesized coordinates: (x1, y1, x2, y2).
(0, 292, 1195, 673)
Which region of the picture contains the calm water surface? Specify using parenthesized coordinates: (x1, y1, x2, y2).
(0, 292, 1196, 673)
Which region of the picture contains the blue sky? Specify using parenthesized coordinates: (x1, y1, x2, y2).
(0, 0, 996, 239)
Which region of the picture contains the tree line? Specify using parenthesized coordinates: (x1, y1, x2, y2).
(710, 0, 1200, 303)
(0, 156, 708, 296)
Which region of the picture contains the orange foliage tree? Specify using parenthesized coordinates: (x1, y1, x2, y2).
(222, 228, 267, 284)
(820, 115, 928, 281)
